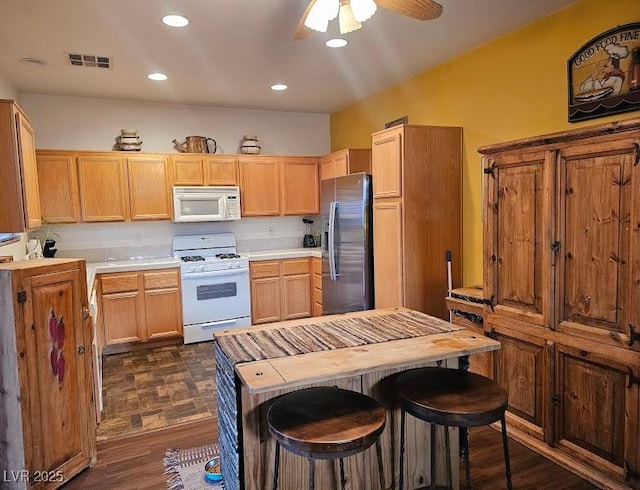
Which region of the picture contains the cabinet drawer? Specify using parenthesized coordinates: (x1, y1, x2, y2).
(313, 302, 323, 317)
(283, 258, 309, 276)
(250, 261, 280, 278)
(101, 273, 139, 294)
(312, 258, 322, 275)
(143, 269, 180, 290)
(313, 287, 322, 305)
(313, 273, 322, 290)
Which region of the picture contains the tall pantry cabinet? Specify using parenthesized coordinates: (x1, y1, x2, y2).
(0, 259, 96, 489)
(371, 124, 462, 320)
(480, 118, 640, 490)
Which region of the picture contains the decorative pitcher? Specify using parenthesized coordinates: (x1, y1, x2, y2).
(173, 136, 217, 153)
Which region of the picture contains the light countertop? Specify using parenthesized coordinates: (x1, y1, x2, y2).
(246, 247, 322, 261)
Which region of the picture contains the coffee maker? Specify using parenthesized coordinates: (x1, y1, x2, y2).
(302, 218, 317, 248)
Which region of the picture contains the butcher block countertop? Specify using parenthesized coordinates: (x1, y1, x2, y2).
(216, 307, 499, 393)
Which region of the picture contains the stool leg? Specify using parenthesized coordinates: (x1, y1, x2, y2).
(375, 438, 385, 490)
(444, 425, 451, 489)
(461, 427, 471, 490)
(399, 408, 406, 490)
(308, 457, 315, 490)
(272, 441, 280, 490)
(430, 423, 436, 490)
(339, 458, 346, 490)
(500, 415, 513, 490)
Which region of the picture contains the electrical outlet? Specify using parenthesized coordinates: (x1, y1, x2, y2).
(268, 226, 274, 237)
(134, 232, 143, 242)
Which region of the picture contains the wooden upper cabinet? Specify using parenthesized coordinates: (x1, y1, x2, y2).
(15, 109, 41, 230)
(171, 155, 205, 185)
(0, 100, 41, 232)
(281, 157, 319, 215)
(36, 152, 80, 223)
(556, 139, 638, 349)
(171, 154, 237, 186)
(239, 157, 280, 216)
(320, 149, 371, 181)
(372, 127, 402, 198)
(483, 150, 553, 329)
(77, 155, 130, 222)
(127, 155, 172, 220)
(205, 156, 238, 185)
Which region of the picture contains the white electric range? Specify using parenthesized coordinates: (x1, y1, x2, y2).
(173, 233, 251, 344)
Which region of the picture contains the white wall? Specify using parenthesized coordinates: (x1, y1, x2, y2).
(20, 94, 330, 155)
(0, 67, 18, 100)
(0, 235, 27, 261)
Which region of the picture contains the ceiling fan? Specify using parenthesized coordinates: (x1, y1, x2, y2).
(294, 0, 443, 40)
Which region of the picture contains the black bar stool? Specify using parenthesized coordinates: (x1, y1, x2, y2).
(396, 367, 512, 490)
(267, 386, 386, 490)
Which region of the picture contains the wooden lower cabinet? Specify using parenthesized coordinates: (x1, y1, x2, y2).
(98, 268, 183, 353)
(553, 343, 639, 486)
(0, 259, 96, 489)
(250, 258, 311, 324)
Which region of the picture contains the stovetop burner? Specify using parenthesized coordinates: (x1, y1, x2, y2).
(181, 255, 206, 262)
(216, 253, 241, 259)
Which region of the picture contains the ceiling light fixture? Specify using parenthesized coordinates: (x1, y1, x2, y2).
(20, 57, 48, 66)
(304, 0, 376, 35)
(162, 15, 189, 27)
(326, 38, 348, 48)
(148, 72, 168, 81)
(271, 84, 288, 91)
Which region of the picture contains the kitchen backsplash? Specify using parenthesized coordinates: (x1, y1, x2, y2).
(31, 216, 321, 263)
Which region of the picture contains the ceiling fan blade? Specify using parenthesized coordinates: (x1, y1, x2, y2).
(293, 0, 317, 40)
(376, 0, 443, 21)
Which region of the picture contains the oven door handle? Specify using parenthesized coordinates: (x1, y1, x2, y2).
(181, 269, 248, 280)
(198, 319, 241, 329)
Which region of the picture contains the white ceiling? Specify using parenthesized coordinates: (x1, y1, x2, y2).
(0, 0, 577, 114)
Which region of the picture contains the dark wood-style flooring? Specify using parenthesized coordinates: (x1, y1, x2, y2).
(65, 418, 597, 489)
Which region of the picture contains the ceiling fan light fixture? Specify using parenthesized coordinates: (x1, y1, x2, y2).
(304, 0, 339, 32)
(338, 2, 362, 34)
(349, 0, 377, 22)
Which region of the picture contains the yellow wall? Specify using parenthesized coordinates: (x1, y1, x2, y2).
(330, 0, 640, 286)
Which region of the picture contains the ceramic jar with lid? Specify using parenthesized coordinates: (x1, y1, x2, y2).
(117, 129, 142, 151)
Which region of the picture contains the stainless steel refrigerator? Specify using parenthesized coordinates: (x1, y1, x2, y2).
(321, 173, 374, 314)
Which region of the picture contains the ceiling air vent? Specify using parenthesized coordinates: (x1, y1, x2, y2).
(67, 53, 111, 69)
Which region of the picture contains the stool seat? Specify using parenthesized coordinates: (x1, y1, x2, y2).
(395, 367, 512, 490)
(396, 367, 508, 427)
(268, 386, 386, 460)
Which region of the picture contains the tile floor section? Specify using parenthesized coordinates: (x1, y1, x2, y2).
(97, 342, 217, 441)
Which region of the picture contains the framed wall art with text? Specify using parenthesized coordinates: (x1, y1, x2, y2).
(568, 22, 640, 122)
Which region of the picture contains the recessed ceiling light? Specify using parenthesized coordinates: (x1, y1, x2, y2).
(326, 38, 348, 48)
(162, 15, 189, 27)
(148, 72, 168, 81)
(20, 57, 48, 66)
(271, 84, 288, 91)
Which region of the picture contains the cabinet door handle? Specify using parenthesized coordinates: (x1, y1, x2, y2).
(78, 346, 85, 355)
(82, 307, 90, 319)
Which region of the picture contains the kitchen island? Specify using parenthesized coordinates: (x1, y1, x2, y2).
(214, 307, 500, 490)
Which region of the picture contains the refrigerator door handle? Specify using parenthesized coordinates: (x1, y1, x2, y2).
(328, 201, 337, 280)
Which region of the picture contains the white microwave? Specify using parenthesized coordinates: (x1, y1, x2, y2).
(172, 186, 241, 222)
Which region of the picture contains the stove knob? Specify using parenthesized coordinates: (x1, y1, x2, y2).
(198, 265, 205, 272)
(190, 266, 196, 273)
